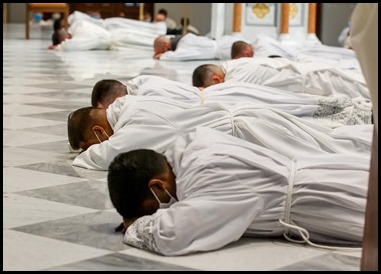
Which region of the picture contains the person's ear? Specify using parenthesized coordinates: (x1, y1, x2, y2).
(148, 178, 166, 191)
(212, 74, 224, 84)
(92, 125, 104, 135)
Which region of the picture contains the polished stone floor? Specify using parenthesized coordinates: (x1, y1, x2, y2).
(3, 23, 363, 271)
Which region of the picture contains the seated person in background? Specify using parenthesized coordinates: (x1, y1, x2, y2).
(231, 40, 254, 59)
(143, 11, 152, 23)
(155, 8, 177, 33)
(68, 95, 372, 171)
(93, 75, 372, 128)
(91, 79, 127, 108)
(108, 127, 369, 256)
(192, 58, 370, 99)
(48, 18, 71, 50)
(166, 17, 200, 35)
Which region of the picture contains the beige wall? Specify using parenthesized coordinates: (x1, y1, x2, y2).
(154, 3, 212, 36)
(7, 3, 26, 23)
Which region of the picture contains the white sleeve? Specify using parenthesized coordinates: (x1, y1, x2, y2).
(124, 196, 263, 256)
(160, 35, 217, 61)
(72, 116, 179, 171)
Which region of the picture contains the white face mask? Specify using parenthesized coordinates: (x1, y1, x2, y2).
(150, 187, 178, 209)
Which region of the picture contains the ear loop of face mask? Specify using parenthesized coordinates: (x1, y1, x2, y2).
(150, 187, 177, 209)
(93, 130, 110, 144)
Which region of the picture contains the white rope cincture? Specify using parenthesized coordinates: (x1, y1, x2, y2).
(227, 107, 235, 137)
(279, 160, 361, 251)
(279, 219, 362, 251)
(199, 88, 205, 105)
(282, 160, 296, 237)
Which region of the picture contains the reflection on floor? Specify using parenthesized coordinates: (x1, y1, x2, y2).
(3, 23, 362, 271)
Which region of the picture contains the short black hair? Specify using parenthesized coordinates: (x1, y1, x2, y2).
(192, 64, 215, 87)
(53, 18, 63, 31)
(158, 9, 168, 17)
(268, 55, 282, 58)
(231, 40, 251, 59)
(91, 79, 127, 107)
(67, 107, 97, 150)
(108, 149, 167, 218)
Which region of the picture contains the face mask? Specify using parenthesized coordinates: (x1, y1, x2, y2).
(150, 187, 178, 209)
(93, 130, 110, 144)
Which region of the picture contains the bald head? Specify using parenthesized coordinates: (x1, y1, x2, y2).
(153, 36, 171, 57)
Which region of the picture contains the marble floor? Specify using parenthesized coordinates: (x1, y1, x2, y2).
(3, 23, 363, 271)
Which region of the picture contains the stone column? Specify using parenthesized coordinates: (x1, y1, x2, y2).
(307, 3, 317, 34)
(139, 3, 144, 21)
(280, 3, 290, 34)
(233, 3, 242, 33)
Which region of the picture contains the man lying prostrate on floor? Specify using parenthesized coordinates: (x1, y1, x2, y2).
(68, 95, 372, 171)
(55, 19, 111, 51)
(55, 10, 166, 51)
(153, 34, 217, 60)
(153, 33, 245, 61)
(108, 127, 369, 256)
(192, 58, 370, 99)
(231, 36, 361, 73)
(92, 78, 200, 109)
(92, 77, 372, 127)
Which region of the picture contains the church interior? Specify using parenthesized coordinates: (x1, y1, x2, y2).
(3, 3, 378, 271)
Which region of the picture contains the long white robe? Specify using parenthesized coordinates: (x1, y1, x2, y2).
(68, 10, 105, 28)
(126, 75, 372, 127)
(123, 127, 369, 256)
(253, 35, 301, 59)
(57, 20, 111, 51)
(104, 17, 166, 50)
(222, 57, 370, 99)
(159, 34, 254, 61)
(60, 11, 166, 51)
(295, 45, 362, 73)
(159, 33, 217, 61)
(72, 96, 372, 170)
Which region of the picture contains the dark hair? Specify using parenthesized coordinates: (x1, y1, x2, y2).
(268, 55, 282, 58)
(158, 9, 168, 17)
(108, 149, 167, 218)
(231, 40, 251, 59)
(91, 79, 127, 107)
(67, 107, 96, 150)
(53, 18, 63, 31)
(192, 64, 215, 87)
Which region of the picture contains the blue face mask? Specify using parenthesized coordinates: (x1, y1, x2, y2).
(150, 187, 178, 209)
